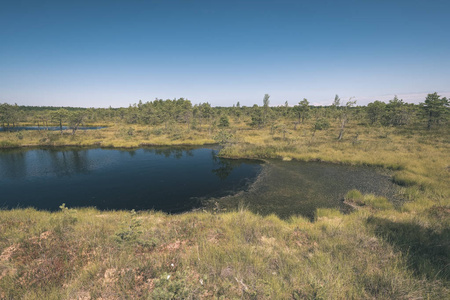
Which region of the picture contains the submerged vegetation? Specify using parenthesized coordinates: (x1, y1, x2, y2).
(0, 93, 449, 298)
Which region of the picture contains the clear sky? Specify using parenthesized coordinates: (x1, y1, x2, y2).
(1, 0, 449, 107)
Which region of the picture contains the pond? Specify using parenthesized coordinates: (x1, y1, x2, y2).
(0, 147, 399, 218)
(0, 147, 261, 213)
(0, 126, 105, 132)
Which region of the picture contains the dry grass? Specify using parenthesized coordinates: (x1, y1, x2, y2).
(1, 207, 448, 299)
(0, 124, 215, 149)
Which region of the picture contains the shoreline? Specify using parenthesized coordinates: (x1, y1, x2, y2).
(1, 140, 402, 172)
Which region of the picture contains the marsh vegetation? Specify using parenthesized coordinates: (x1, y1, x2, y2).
(0, 93, 448, 299)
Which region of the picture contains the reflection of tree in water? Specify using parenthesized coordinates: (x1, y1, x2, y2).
(143, 148, 194, 159)
(47, 149, 90, 176)
(211, 150, 241, 180)
(71, 150, 89, 173)
(0, 150, 27, 179)
(0, 149, 91, 179)
(173, 149, 183, 159)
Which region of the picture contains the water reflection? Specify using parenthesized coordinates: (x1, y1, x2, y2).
(211, 150, 241, 180)
(0, 150, 27, 179)
(0, 149, 91, 179)
(47, 150, 90, 176)
(145, 147, 194, 159)
(126, 150, 137, 157)
(0, 147, 223, 180)
(0, 147, 262, 212)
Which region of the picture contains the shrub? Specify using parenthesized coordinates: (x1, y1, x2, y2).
(314, 118, 330, 131)
(218, 116, 230, 128)
(114, 210, 142, 243)
(213, 130, 234, 145)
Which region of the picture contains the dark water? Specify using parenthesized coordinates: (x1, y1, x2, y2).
(0, 147, 261, 213)
(0, 147, 399, 218)
(0, 126, 105, 132)
(211, 160, 399, 220)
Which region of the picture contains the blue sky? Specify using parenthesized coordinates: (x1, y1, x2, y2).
(1, 0, 449, 107)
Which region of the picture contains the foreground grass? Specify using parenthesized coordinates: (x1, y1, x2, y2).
(0, 205, 448, 299)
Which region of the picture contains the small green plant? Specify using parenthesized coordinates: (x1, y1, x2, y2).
(51, 203, 78, 235)
(114, 209, 142, 243)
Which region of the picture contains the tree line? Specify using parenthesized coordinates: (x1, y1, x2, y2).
(1, 93, 448, 133)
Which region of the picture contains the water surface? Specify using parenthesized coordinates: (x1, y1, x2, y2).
(0, 147, 261, 212)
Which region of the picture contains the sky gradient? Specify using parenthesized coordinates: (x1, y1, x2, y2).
(1, 0, 449, 107)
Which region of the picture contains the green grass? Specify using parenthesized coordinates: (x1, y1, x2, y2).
(345, 190, 394, 210)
